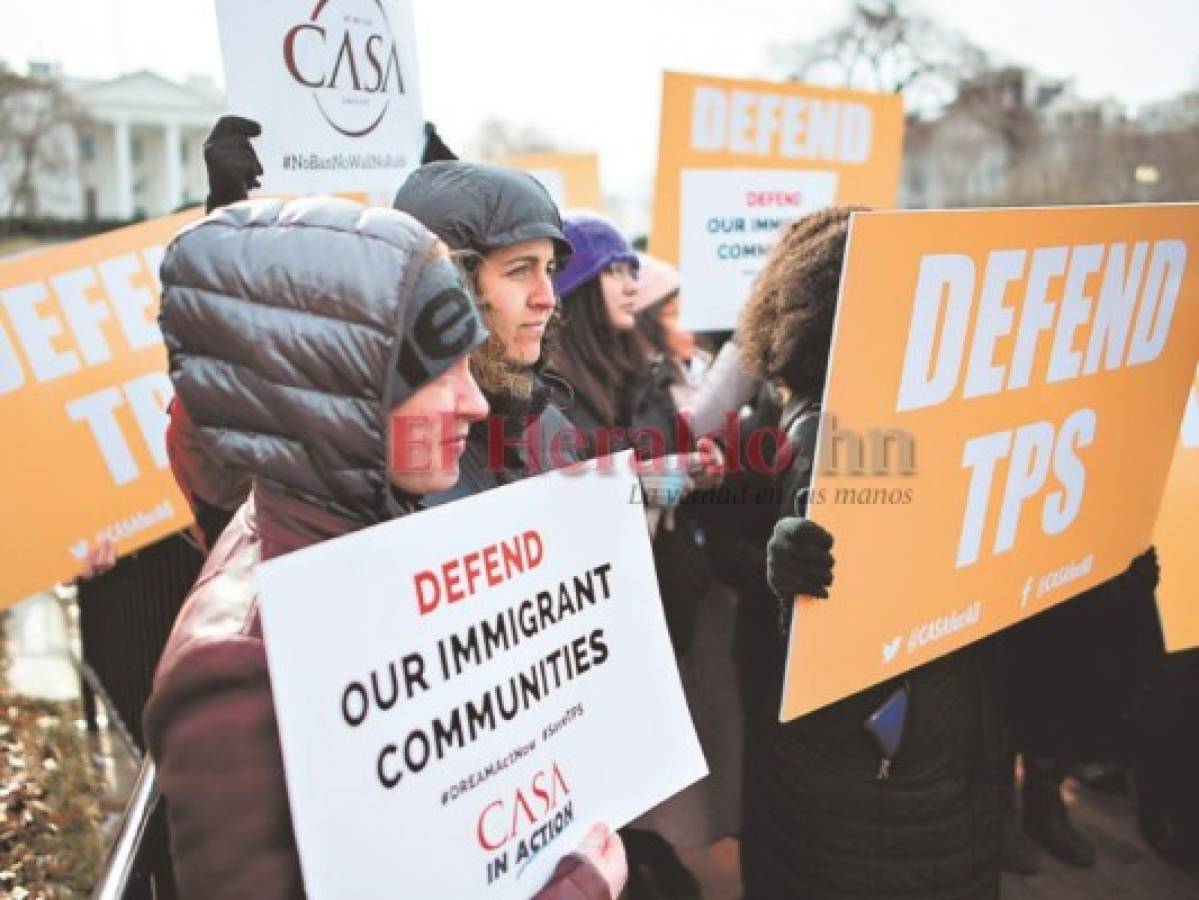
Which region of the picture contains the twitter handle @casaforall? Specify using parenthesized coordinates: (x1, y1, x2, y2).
(905, 600, 983, 653)
(68, 500, 176, 560)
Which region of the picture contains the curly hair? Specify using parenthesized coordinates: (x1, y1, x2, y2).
(738, 206, 865, 402)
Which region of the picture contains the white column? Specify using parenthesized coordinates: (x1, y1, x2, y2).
(113, 118, 133, 219)
(163, 121, 182, 213)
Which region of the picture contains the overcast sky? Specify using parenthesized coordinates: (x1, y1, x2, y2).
(3, 0, 1196, 227)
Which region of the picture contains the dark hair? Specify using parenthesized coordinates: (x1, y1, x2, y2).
(738, 206, 863, 401)
(550, 278, 648, 427)
(634, 291, 675, 358)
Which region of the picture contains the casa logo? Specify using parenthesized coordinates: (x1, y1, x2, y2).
(283, 0, 407, 137)
(476, 761, 572, 853)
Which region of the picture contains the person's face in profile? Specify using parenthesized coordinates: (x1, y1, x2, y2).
(388, 354, 488, 495)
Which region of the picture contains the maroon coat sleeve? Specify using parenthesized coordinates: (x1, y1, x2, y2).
(144, 635, 305, 900)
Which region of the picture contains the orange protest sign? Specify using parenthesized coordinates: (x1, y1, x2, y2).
(504, 152, 604, 211)
(1155, 371, 1199, 652)
(781, 205, 1199, 721)
(649, 71, 903, 330)
(0, 211, 199, 607)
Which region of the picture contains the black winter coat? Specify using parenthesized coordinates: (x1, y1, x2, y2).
(556, 360, 710, 655)
(732, 402, 1003, 900)
(558, 361, 684, 461)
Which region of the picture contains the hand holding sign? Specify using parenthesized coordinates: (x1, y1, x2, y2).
(214, 0, 424, 196)
(690, 435, 726, 490)
(256, 456, 705, 898)
(767, 518, 835, 601)
(203, 115, 263, 211)
(533, 823, 627, 900)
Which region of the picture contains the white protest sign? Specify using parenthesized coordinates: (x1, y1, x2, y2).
(214, 0, 424, 195)
(679, 169, 838, 331)
(257, 454, 707, 899)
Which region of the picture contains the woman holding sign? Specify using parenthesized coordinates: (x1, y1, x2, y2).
(145, 197, 626, 900)
(738, 207, 1004, 899)
(391, 158, 586, 498)
(549, 215, 675, 458)
(548, 214, 724, 899)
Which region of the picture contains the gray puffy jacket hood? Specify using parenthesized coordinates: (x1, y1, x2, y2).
(159, 197, 487, 525)
(393, 161, 573, 265)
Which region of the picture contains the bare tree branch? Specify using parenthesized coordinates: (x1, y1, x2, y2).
(0, 71, 90, 220)
(471, 117, 561, 159)
(773, 1, 990, 108)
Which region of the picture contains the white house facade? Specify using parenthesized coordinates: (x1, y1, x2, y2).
(2, 66, 225, 220)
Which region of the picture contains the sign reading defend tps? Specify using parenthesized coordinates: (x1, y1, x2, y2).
(257, 454, 706, 899)
(650, 72, 903, 331)
(0, 213, 198, 607)
(781, 205, 1199, 721)
(215, 0, 425, 196)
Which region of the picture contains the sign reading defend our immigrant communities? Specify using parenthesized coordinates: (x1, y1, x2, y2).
(257, 454, 707, 900)
(1154, 370, 1199, 652)
(0, 212, 200, 608)
(649, 71, 904, 331)
(503, 153, 605, 213)
(780, 205, 1199, 721)
(214, 0, 425, 197)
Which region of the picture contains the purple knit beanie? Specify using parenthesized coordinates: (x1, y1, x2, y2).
(551, 212, 639, 298)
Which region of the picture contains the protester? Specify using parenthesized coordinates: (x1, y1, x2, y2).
(391, 159, 584, 501)
(144, 197, 626, 900)
(548, 214, 722, 619)
(198, 121, 719, 497)
(631, 254, 711, 409)
(627, 254, 746, 871)
(547, 215, 720, 899)
(1134, 647, 1199, 870)
(164, 118, 461, 547)
(1001, 582, 1119, 869)
(1001, 548, 1169, 870)
(736, 207, 1004, 899)
(549, 216, 660, 445)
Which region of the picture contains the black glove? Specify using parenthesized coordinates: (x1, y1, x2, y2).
(1125, 546, 1160, 594)
(421, 122, 458, 164)
(766, 517, 835, 600)
(204, 115, 263, 212)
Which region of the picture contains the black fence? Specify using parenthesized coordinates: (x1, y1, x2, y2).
(78, 530, 204, 900)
